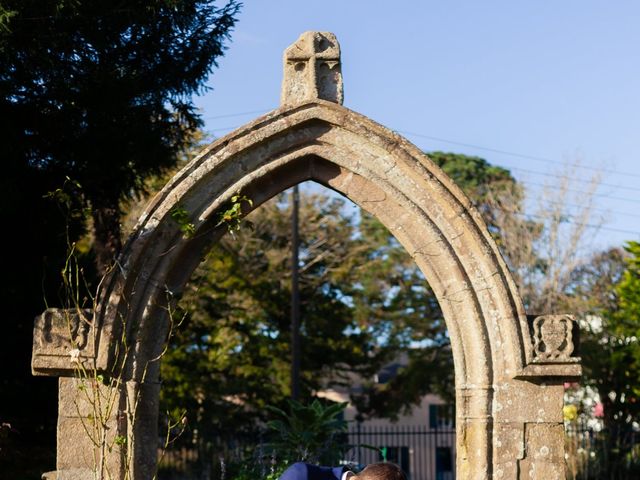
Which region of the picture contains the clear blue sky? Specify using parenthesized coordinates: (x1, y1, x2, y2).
(196, 1, 640, 250)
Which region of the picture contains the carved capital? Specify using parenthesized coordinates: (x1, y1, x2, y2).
(515, 314, 581, 379)
(281, 31, 343, 105)
(530, 314, 579, 363)
(32, 308, 96, 376)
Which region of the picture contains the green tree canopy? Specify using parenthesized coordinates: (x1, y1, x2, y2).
(568, 242, 640, 476)
(616, 241, 640, 333)
(161, 192, 388, 439)
(160, 152, 522, 441)
(585, 241, 640, 426)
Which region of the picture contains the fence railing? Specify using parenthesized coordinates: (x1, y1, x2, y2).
(565, 422, 640, 480)
(346, 424, 455, 480)
(158, 422, 640, 480)
(158, 424, 456, 480)
(158, 433, 261, 480)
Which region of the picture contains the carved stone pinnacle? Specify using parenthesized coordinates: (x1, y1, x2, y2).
(281, 31, 343, 106)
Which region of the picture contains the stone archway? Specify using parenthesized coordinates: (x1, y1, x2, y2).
(33, 32, 580, 479)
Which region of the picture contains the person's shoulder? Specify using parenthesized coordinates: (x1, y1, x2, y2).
(280, 462, 310, 480)
(279, 462, 344, 480)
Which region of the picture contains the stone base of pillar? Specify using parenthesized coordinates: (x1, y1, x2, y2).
(55, 377, 126, 480)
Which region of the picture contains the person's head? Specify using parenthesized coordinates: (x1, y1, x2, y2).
(354, 462, 406, 480)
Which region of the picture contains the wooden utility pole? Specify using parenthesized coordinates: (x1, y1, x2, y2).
(290, 184, 301, 400)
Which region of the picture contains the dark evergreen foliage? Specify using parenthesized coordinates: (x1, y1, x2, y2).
(0, 2, 240, 476)
(0, 0, 240, 271)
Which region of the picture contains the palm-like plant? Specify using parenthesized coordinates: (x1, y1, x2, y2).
(266, 399, 349, 465)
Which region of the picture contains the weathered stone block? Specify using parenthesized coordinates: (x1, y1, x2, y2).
(494, 380, 565, 424)
(32, 309, 95, 376)
(519, 423, 566, 478)
(56, 378, 126, 479)
(493, 422, 524, 479)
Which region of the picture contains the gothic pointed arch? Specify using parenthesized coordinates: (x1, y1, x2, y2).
(33, 31, 580, 479)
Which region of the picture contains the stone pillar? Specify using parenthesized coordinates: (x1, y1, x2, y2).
(56, 377, 127, 480)
(493, 380, 566, 478)
(32, 309, 130, 480)
(492, 314, 581, 479)
(456, 386, 492, 479)
(125, 380, 161, 480)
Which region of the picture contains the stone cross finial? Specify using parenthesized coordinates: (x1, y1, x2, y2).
(281, 31, 343, 105)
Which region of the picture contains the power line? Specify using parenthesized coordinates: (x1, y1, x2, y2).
(202, 108, 271, 121)
(201, 119, 640, 205)
(540, 200, 640, 220)
(501, 209, 640, 237)
(508, 166, 640, 194)
(208, 125, 241, 132)
(204, 119, 640, 184)
(523, 180, 640, 206)
(396, 130, 640, 180)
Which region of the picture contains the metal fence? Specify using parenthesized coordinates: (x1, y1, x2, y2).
(158, 422, 640, 480)
(565, 423, 640, 480)
(158, 433, 259, 480)
(158, 424, 456, 480)
(346, 424, 455, 480)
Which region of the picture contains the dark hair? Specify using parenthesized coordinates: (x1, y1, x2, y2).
(356, 462, 406, 480)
